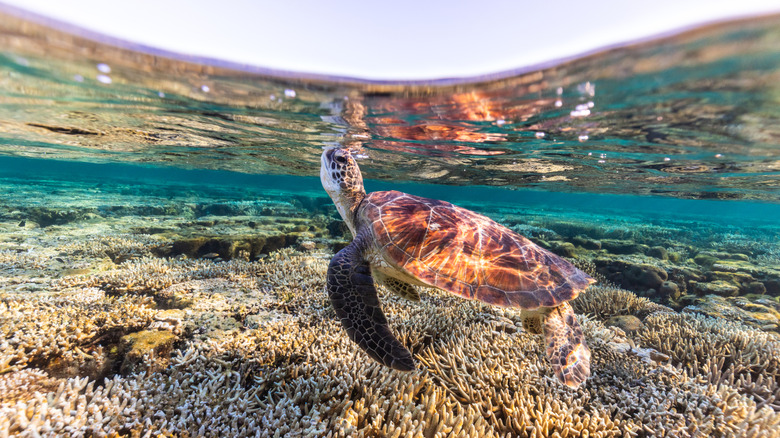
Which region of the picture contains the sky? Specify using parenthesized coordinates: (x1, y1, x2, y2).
(3, 0, 780, 81)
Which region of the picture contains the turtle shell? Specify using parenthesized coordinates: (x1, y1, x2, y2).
(360, 191, 595, 309)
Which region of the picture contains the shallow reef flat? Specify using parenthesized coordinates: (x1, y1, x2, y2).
(1, 201, 779, 437)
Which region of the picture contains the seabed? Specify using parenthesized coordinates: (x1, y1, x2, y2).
(0, 184, 778, 437)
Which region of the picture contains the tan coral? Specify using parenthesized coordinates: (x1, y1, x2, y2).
(635, 311, 780, 411)
(571, 284, 672, 319)
(0, 288, 155, 374)
(2, 249, 780, 437)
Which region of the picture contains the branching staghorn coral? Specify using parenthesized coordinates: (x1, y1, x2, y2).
(0, 250, 50, 272)
(3, 251, 780, 437)
(569, 284, 780, 412)
(571, 284, 672, 320)
(58, 250, 328, 297)
(0, 288, 155, 374)
(57, 233, 170, 263)
(635, 311, 780, 412)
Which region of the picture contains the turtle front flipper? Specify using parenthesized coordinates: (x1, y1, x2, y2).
(543, 302, 591, 388)
(327, 232, 415, 371)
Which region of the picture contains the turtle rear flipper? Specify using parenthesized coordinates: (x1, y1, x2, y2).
(373, 270, 421, 302)
(543, 302, 591, 388)
(327, 232, 415, 371)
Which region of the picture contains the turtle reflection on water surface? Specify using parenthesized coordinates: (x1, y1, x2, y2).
(320, 147, 595, 388)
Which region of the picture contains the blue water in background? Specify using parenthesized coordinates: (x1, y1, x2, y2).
(0, 11, 778, 284)
(0, 14, 778, 210)
(3, 155, 780, 228)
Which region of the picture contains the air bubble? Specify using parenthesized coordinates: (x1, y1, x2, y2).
(577, 81, 595, 97)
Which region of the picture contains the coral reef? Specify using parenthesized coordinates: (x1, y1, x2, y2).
(571, 285, 671, 320)
(2, 237, 779, 436)
(0, 288, 155, 376)
(1, 188, 780, 437)
(58, 234, 169, 263)
(685, 294, 780, 331)
(635, 311, 780, 411)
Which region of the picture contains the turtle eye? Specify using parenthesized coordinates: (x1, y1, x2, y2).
(335, 154, 347, 164)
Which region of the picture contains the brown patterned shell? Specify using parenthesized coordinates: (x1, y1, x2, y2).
(360, 191, 595, 309)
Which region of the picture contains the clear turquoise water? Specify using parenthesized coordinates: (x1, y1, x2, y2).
(1, 16, 779, 205)
(0, 13, 778, 271)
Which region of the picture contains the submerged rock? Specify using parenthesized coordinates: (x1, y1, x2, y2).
(684, 294, 780, 332)
(624, 263, 668, 291)
(693, 253, 719, 268)
(648, 246, 668, 260)
(601, 239, 649, 255)
(694, 251, 752, 269)
(594, 257, 669, 295)
(20, 206, 101, 227)
(658, 281, 681, 301)
(326, 219, 350, 239)
(169, 234, 296, 260)
(119, 330, 177, 374)
(571, 235, 601, 250)
(689, 280, 740, 297)
(551, 241, 577, 258)
(765, 279, 780, 296)
(606, 315, 643, 332)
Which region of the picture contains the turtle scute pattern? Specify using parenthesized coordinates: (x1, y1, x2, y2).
(544, 302, 591, 388)
(362, 191, 594, 309)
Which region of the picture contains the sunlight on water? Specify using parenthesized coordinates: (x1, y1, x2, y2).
(0, 13, 778, 201)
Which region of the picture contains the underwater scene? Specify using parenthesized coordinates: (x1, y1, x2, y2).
(1, 9, 780, 438)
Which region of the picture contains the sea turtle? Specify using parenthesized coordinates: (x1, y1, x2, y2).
(320, 147, 596, 388)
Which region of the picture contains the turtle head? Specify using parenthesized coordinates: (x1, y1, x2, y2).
(321, 147, 366, 232)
